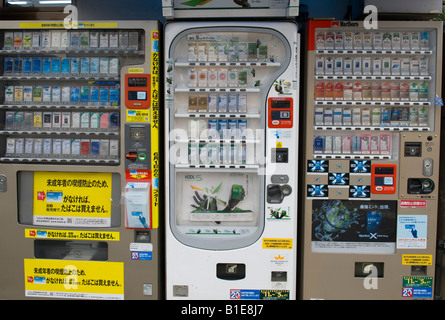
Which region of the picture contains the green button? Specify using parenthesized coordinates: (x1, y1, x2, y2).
(138, 153, 146, 161)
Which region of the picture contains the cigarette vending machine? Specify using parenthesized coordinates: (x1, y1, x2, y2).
(163, 1, 300, 300)
(0, 20, 161, 300)
(302, 20, 442, 299)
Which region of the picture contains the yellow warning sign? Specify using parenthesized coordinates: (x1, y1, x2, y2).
(128, 68, 145, 74)
(25, 229, 120, 241)
(19, 22, 118, 29)
(402, 254, 433, 266)
(33, 172, 112, 228)
(262, 238, 293, 249)
(150, 30, 160, 229)
(24, 259, 124, 300)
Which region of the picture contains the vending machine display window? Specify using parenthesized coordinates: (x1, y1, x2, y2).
(166, 26, 293, 250)
(0, 27, 145, 165)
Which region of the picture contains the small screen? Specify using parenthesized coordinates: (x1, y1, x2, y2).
(271, 100, 290, 109)
(128, 77, 147, 87)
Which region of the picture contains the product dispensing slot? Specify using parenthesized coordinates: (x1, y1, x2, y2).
(34, 240, 108, 261)
(354, 262, 384, 278)
(216, 263, 246, 280)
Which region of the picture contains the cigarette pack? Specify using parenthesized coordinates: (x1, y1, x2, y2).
(34, 138, 42, 154)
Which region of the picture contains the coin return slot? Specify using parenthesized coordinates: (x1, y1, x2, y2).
(411, 265, 427, 276)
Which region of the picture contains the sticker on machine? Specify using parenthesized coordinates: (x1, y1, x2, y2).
(311, 200, 397, 254)
(402, 276, 433, 298)
(397, 215, 427, 249)
(270, 129, 292, 140)
(32, 172, 112, 228)
(267, 206, 290, 221)
(402, 254, 432, 266)
(130, 243, 153, 261)
(262, 238, 293, 249)
(24, 259, 124, 300)
(229, 289, 289, 300)
(25, 229, 120, 241)
(307, 159, 329, 174)
(399, 200, 427, 208)
(307, 184, 328, 198)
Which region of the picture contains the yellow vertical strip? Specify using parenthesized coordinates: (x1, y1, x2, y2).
(150, 30, 160, 228)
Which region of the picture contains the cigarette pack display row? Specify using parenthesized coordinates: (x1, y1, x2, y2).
(4, 110, 119, 132)
(314, 133, 392, 155)
(188, 68, 251, 88)
(4, 56, 119, 76)
(314, 81, 429, 101)
(3, 30, 139, 51)
(188, 93, 247, 113)
(314, 106, 428, 127)
(188, 142, 247, 165)
(188, 41, 269, 62)
(4, 85, 120, 105)
(315, 30, 430, 51)
(315, 55, 429, 76)
(188, 118, 248, 140)
(5, 137, 119, 158)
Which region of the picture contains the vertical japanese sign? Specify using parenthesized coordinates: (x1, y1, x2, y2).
(151, 30, 160, 229)
(33, 172, 112, 227)
(24, 259, 124, 300)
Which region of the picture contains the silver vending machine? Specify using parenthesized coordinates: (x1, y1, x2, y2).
(0, 20, 161, 300)
(301, 20, 443, 300)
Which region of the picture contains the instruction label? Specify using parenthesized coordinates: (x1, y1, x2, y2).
(33, 172, 112, 228)
(24, 259, 124, 300)
(25, 229, 119, 241)
(402, 254, 433, 266)
(262, 238, 293, 249)
(397, 215, 427, 249)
